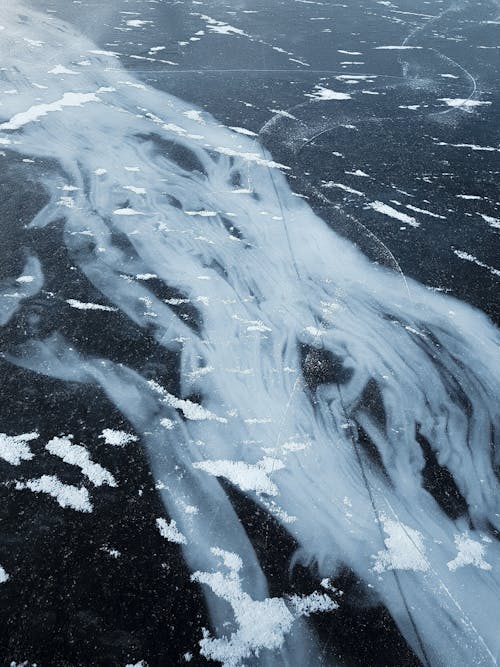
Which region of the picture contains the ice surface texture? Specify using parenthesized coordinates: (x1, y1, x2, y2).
(0, 3, 499, 665)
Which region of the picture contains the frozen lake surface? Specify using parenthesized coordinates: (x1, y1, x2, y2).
(0, 1, 499, 665)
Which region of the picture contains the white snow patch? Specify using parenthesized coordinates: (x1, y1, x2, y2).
(126, 20, 153, 28)
(113, 208, 145, 216)
(0, 92, 99, 131)
(246, 321, 271, 332)
(191, 548, 337, 667)
(322, 182, 364, 196)
(336, 75, 375, 81)
(100, 429, 138, 447)
(0, 566, 9, 583)
(48, 64, 79, 75)
(304, 326, 324, 337)
(454, 250, 500, 277)
(156, 517, 187, 544)
(368, 201, 419, 227)
(15, 475, 92, 512)
(229, 126, 258, 137)
(185, 210, 217, 217)
(135, 273, 157, 280)
(183, 109, 205, 124)
(447, 534, 492, 572)
(215, 146, 290, 170)
(306, 85, 351, 101)
(57, 195, 75, 209)
(106, 548, 121, 558)
(438, 98, 491, 108)
(24, 37, 44, 47)
(0, 431, 38, 465)
(148, 380, 227, 422)
(375, 45, 423, 50)
(289, 591, 338, 616)
(346, 169, 369, 177)
(123, 185, 146, 195)
(66, 299, 117, 312)
(372, 515, 429, 573)
(434, 141, 499, 152)
(193, 458, 284, 496)
(197, 14, 247, 37)
(46, 436, 116, 487)
(269, 108, 297, 120)
(406, 204, 446, 219)
(479, 214, 500, 229)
